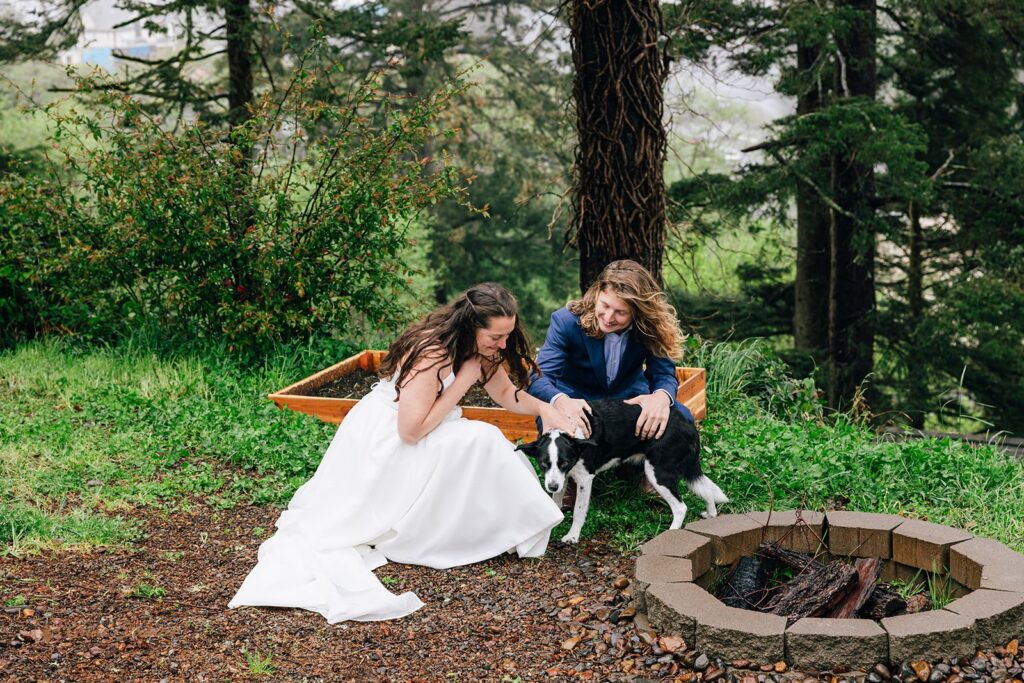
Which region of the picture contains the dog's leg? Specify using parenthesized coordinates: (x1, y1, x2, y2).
(561, 466, 593, 544)
(643, 462, 688, 529)
(702, 494, 717, 519)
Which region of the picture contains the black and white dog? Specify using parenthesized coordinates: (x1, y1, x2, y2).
(517, 399, 728, 544)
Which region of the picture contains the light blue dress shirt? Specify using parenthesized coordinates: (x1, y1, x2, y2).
(604, 329, 628, 385)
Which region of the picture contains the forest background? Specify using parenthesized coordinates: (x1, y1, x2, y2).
(1, 0, 1022, 435)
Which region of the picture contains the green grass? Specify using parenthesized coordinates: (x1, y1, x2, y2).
(889, 566, 956, 611)
(553, 340, 1024, 551)
(0, 337, 353, 553)
(244, 649, 276, 677)
(889, 573, 926, 601)
(556, 402, 1024, 552)
(927, 569, 956, 610)
(2, 337, 1023, 557)
(128, 582, 166, 600)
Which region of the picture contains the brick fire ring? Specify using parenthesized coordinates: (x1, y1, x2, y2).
(634, 511, 1024, 669)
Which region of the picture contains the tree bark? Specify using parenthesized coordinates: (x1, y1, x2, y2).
(225, 0, 255, 133)
(224, 0, 256, 302)
(719, 555, 768, 610)
(856, 583, 907, 619)
(757, 541, 817, 572)
(906, 202, 927, 427)
(794, 43, 831, 354)
(569, 0, 668, 291)
(828, 0, 877, 410)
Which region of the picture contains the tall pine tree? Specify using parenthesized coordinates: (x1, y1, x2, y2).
(568, 0, 669, 290)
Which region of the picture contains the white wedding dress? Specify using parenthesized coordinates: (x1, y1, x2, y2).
(229, 371, 562, 622)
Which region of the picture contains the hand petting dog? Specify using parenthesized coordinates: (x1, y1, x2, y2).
(553, 395, 593, 437)
(623, 391, 672, 440)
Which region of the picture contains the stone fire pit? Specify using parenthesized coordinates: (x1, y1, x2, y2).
(634, 511, 1024, 669)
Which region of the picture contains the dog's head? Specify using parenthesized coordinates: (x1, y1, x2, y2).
(517, 430, 596, 494)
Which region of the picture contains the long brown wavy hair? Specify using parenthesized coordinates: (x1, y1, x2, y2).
(568, 259, 684, 362)
(379, 283, 539, 398)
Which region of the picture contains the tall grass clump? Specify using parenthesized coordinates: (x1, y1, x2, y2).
(690, 338, 824, 421)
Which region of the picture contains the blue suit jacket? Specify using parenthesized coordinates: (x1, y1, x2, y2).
(528, 307, 693, 422)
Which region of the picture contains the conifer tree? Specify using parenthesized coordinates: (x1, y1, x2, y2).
(568, 0, 669, 290)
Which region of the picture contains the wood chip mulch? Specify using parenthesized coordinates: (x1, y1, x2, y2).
(0, 502, 695, 682)
(4, 503, 1020, 682)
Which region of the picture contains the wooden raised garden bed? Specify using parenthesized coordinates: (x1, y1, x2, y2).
(269, 349, 707, 442)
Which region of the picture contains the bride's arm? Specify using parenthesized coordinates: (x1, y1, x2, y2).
(483, 365, 574, 433)
(396, 354, 480, 445)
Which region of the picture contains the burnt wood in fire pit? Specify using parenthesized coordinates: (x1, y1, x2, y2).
(753, 542, 906, 621)
(763, 558, 859, 621)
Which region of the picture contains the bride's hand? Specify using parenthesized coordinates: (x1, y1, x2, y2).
(553, 395, 592, 437)
(451, 355, 482, 394)
(540, 405, 575, 435)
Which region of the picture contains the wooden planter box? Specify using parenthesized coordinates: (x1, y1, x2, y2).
(269, 350, 707, 442)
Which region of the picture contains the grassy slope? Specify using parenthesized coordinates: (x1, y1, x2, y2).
(1, 340, 340, 552)
(2, 339, 1022, 556)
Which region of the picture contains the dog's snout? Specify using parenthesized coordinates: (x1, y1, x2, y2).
(543, 471, 564, 493)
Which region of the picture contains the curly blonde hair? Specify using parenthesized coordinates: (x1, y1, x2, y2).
(568, 260, 684, 362)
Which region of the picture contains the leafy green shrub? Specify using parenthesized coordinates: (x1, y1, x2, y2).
(0, 174, 51, 346)
(0, 53, 471, 352)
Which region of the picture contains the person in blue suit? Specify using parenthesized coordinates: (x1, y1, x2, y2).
(528, 260, 693, 443)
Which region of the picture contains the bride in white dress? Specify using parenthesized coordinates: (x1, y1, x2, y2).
(229, 283, 572, 622)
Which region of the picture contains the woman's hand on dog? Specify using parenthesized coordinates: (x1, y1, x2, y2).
(623, 392, 672, 440)
(539, 405, 577, 435)
(552, 396, 592, 437)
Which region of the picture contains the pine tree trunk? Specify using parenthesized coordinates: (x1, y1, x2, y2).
(828, 0, 877, 410)
(906, 202, 926, 427)
(794, 43, 831, 354)
(569, 0, 668, 291)
(224, 0, 256, 302)
(225, 0, 254, 133)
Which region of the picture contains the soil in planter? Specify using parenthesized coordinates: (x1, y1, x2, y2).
(306, 368, 501, 408)
(714, 541, 943, 622)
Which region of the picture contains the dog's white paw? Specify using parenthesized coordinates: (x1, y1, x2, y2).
(700, 511, 710, 519)
(560, 532, 580, 544)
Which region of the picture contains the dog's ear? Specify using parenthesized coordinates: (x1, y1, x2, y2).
(515, 440, 539, 455)
(571, 438, 598, 450)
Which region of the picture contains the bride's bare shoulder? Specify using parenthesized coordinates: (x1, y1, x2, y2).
(400, 346, 452, 384)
